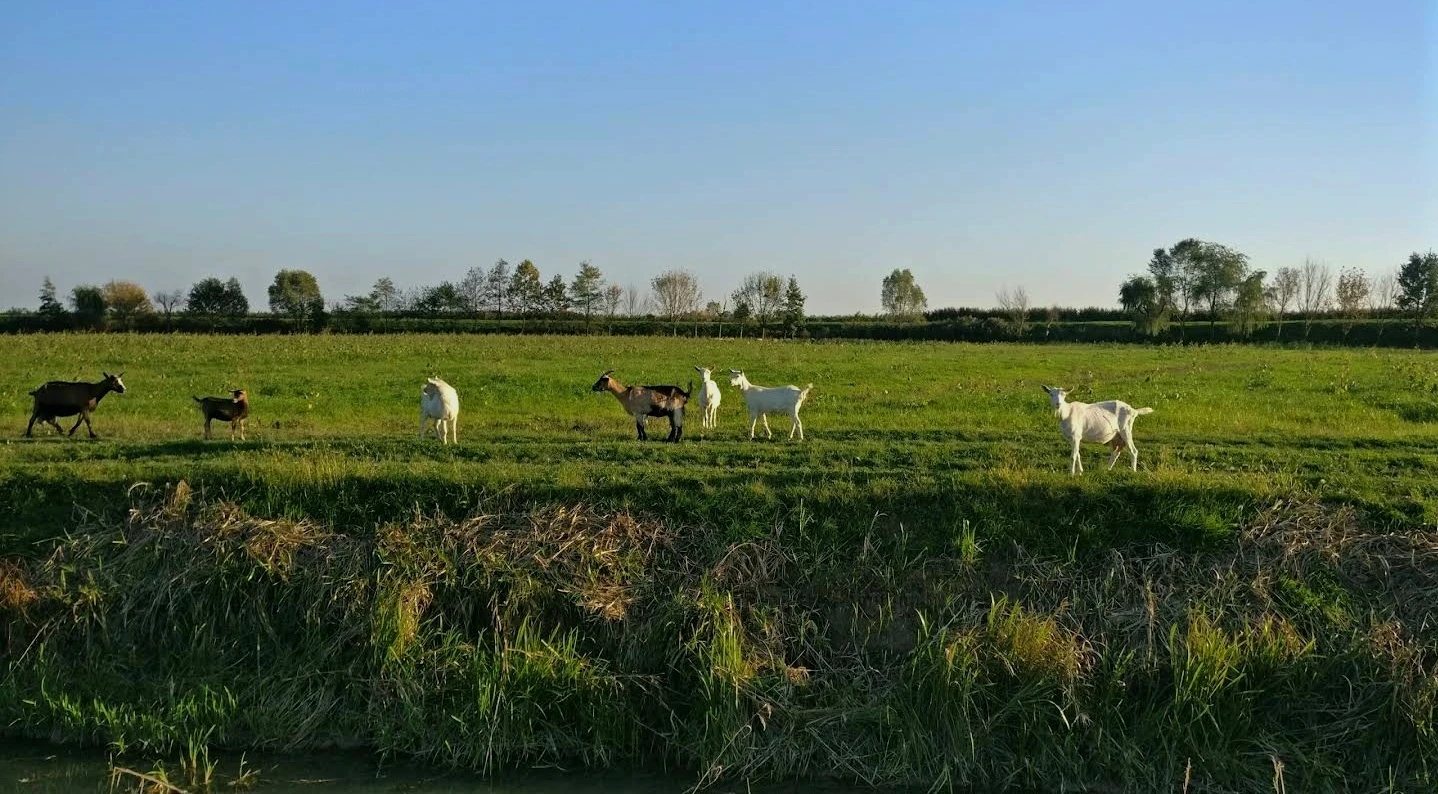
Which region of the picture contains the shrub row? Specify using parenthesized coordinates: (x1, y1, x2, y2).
(3, 311, 1436, 347)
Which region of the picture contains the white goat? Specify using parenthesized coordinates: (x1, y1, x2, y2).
(728, 370, 813, 440)
(693, 366, 722, 429)
(1042, 385, 1153, 475)
(419, 377, 460, 444)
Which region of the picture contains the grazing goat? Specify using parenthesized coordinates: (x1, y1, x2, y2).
(419, 378, 460, 444)
(728, 370, 813, 440)
(693, 366, 722, 429)
(25, 372, 126, 438)
(1042, 385, 1154, 475)
(194, 390, 250, 440)
(591, 370, 690, 442)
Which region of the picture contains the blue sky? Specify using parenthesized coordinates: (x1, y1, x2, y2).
(2, 1, 1434, 313)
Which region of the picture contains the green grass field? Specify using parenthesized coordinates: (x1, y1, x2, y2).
(2, 334, 1436, 551)
(3, 334, 1437, 791)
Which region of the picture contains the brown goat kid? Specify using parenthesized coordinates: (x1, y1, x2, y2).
(25, 372, 127, 438)
(194, 390, 250, 440)
(591, 370, 691, 442)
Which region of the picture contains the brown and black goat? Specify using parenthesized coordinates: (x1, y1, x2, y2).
(25, 371, 127, 438)
(591, 370, 691, 442)
(194, 389, 250, 440)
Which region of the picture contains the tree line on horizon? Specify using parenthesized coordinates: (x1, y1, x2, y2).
(15, 245, 1437, 337)
(19, 260, 933, 338)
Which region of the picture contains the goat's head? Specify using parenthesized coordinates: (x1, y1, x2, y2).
(103, 372, 127, 394)
(591, 370, 615, 392)
(231, 389, 247, 401)
(1042, 385, 1069, 408)
(727, 369, 746, 387)
(694, 366, 714, 382)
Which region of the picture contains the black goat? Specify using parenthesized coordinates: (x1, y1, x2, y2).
(194, 389, 250, 440)
(26, 372, 127, 438)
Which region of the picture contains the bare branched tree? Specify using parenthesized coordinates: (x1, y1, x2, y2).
(995, 286, 1030, 336)
(1297, 258, 1332, 338)
(153, 289, 185, 318)
(623, 284, 645, 316)
(650, 270, 702, 332)
(1266, 267, 1300, 340)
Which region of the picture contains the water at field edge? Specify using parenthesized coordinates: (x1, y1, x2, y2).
(0, 741, 906, 794)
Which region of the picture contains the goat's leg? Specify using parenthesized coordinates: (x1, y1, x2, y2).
(1070, 437, 1083, 475)
(205, 417, 214, 440)
(83, 413, 96, 439)
(749, 415, 758, 440)
(47, 418, 63, 434)
(635, 416, 646, 441)
(1125, 434, 1140, 471)
(25, 414, 37, 437)
(449, 416, 457, 444)
(761, 415, 773, 439)
(68, 414, 84, 437)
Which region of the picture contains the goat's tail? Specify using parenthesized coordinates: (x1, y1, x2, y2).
(1134, 407, 1154, 416)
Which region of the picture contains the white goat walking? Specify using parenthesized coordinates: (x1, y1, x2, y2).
(693, 366, 722, 429)
(1042, 385, 1152, 475)
(728, 370, 813, 440)
(419, 377, 460, 444)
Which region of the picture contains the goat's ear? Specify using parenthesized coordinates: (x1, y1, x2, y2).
(117, 372, 124, 378)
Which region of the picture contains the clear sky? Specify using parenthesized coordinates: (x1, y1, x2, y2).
(2, 1, 1435, 313)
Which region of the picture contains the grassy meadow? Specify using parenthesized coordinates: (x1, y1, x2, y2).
(2, 333, 1437, 550)
(2, 334, 1437, 791)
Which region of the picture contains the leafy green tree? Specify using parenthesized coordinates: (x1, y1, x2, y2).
(881, 269, 927, 319)
(781, 276, 806, 337)
(1335, 268, 1371, 338)
(414, 282, 467, 314)
(1230, 271, 1269, 337)
(543, 274, 570, 314)
(731, 295, 753, 337)
(1147, 248, 1178, 314)
(70, 285, 107, 328)
(188, 277, 249, 316)
(1397, 250, 1438, 327)
(508, 260, 543, 315)
(38, 277, 66, 316)
(267, 269, 323, 326)
(1187, 242, 1249, 333)
(102, 280, 154, 319)
(570, 261, 605, 322)
(1119, 275, 1168, 337)
(484, 260, 512, 316)
(1168, 238, 1206, 334)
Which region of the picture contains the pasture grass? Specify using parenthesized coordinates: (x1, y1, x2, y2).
(2, 333, 1436, 554)
(2, 334, 1437, 790)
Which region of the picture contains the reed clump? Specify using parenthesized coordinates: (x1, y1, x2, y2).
(2, 482, 1435, 791)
